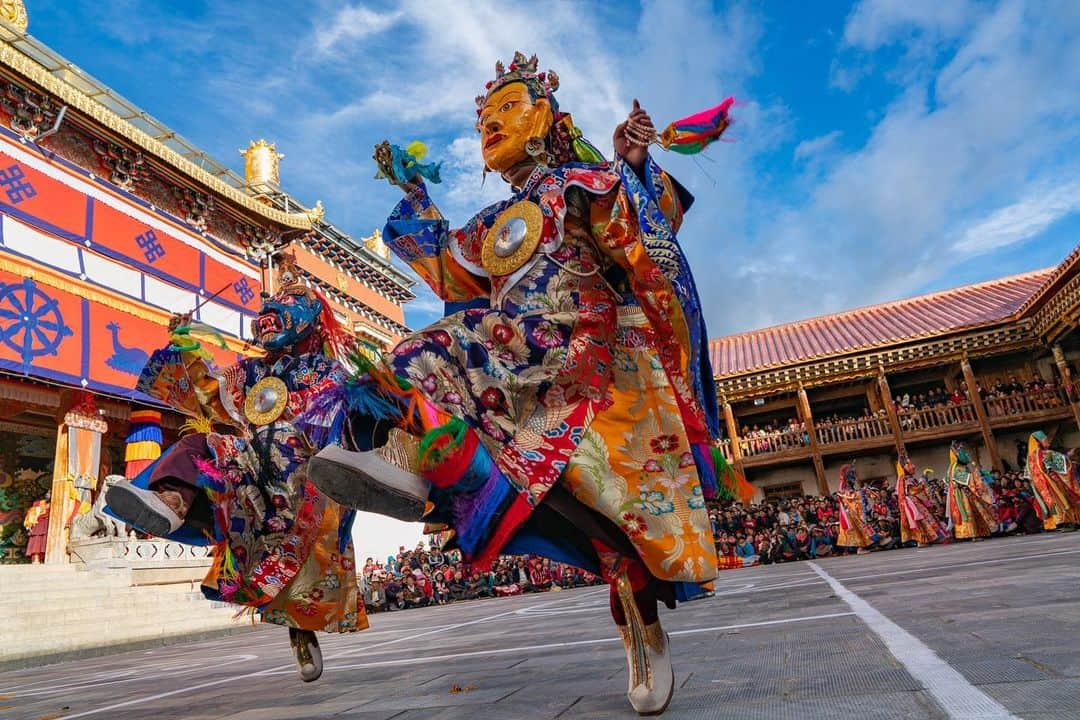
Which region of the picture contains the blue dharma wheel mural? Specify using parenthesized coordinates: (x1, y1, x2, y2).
(0, 278, 73, 368)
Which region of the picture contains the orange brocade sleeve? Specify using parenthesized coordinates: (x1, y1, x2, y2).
(136, 344, 242, 428)
(382, 182, 489, 302)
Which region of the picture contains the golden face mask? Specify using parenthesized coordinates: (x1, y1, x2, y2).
(477, 82, 553, 174)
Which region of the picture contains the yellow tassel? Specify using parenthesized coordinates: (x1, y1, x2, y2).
(406, 140, 428, 161)
(179, 415, 214, 436)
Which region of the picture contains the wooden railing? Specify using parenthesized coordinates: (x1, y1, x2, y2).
(984, 386, 1070, 419)
(896, 401, 977, 433)
(739, 427, 810, 458)
(719, 438, 733, 460)
(731, 386, 1074, 463)
(816, 415, 891, 446)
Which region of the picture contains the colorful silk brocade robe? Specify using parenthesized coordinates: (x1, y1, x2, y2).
(945, 452, 997, 540)
(1026, 438, 1080, 529)
(381, 157, 724, 582)
(896, 472, 946, 546)
(835, 490, 872, 549)
(136, 348, 365, 634)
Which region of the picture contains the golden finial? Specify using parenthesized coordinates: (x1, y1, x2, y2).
(305, 200, 325, 224)
(240, 139, 284, 189)
(0, 1, 28, 32)
(363, 228, 390, 260)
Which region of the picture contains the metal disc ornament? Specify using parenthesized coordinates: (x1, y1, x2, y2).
(481, 200, 543, 276)
(244, 376, 289, 426)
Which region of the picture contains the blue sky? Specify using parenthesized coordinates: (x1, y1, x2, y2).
(27, 0, 1079, 341)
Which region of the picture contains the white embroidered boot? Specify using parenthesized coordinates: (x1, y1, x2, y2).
(308, 430, 430, 520)
(289, 628, 323, 682)
(615, 569, 674, 715)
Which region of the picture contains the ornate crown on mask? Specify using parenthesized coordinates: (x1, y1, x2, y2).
(475, 51, 560, 114)
(272, 252, 318, 303)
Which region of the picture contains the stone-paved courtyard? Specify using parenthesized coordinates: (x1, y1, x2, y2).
(2, 532, 1078, 720)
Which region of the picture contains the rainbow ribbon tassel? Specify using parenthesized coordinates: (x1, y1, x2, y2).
(659, 97, 735, 155)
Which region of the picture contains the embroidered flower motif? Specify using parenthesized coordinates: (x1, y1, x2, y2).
(643, 459, 662, 473)
(621, 512, 648, 538)
(481, 413, 507, 441)
(678, 451, 695, 468)
(636, 490, 675, 516)
(429, 329, 453, 347)
(530, 321, 564, 348)
(421, 373, 438, 394)
(480, 387, 506, 410)
(650, 434, 678, 454)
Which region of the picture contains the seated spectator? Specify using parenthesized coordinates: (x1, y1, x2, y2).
(401, 574, 428, 609)
(810, 526, 833, 557)
(734, 535, 758, 566)
(792, 526, 812, 560)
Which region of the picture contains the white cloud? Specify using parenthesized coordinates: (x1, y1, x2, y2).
(793, 130, 842, 161)
(952, 180, 1080, 256)
(842, 0, 982, 50)
(314, 6, 404, 55)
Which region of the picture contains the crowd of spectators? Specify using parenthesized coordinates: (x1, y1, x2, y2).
(359, 544, 603, 613)
(734, 375, 1065, 457)
(707, 467, 1052, 568)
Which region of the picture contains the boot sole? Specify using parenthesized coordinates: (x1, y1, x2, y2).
(308, 446, 428, 522)
(105, 483, 174, 537)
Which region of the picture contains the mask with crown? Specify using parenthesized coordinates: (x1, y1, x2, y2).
(252, 253, 349, 357)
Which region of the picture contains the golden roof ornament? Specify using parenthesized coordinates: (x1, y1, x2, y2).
(363, 228, 390, 260)
(241, 139, 283, 189)
(305, 200, 325, 225)
(0, 1, 28, 32)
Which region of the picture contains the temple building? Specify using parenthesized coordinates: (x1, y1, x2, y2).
(712, 248, 1080, 502)
(0, 4, 413, 564)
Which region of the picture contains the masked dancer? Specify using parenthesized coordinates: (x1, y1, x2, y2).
(1026, 431, 1080, 530)
(896, 452, 946, 547)
(105, 255, 366, 682)
(835, 463, 872, 554)
(945, 441, 997, 540)
(307, 52, 749, 715)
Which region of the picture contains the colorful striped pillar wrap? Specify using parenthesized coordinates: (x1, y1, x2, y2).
(125, 409, 162, 479)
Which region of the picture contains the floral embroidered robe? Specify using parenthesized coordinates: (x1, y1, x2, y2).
(896, 472, 946, 545)
(135, 348, 365, 633)
(1027, 441, 1080, 529)
(945, 453, 997, 539)
(381, 157, 721, 582)
(835, 489, 873, 549)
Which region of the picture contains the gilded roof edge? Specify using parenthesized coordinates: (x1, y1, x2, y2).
(0, 41, 313, 230)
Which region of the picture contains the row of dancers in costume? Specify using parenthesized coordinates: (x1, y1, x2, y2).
(836, 433, 1080, 552)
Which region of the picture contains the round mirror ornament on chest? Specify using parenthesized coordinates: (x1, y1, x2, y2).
(244, 376, 289, 426)
(481, 200, 544, 276)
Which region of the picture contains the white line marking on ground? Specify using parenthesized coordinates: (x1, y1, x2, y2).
(272, 611, 856, 673)
(835, 547, 1080, 582)
(809, 562, 1019, 720)
(54, 587, 606, 719)
(700, 546, 1080, 599)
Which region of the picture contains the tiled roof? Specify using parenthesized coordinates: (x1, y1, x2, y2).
(709, 269, 1054, 378)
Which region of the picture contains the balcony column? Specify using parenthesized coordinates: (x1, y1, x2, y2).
(876, 366, 906, 455)
(722, 401, 745, 476)
(961, 354, 1003, 472)
(796, 384, 829, 496)
(1051, 344, 1080, 430)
